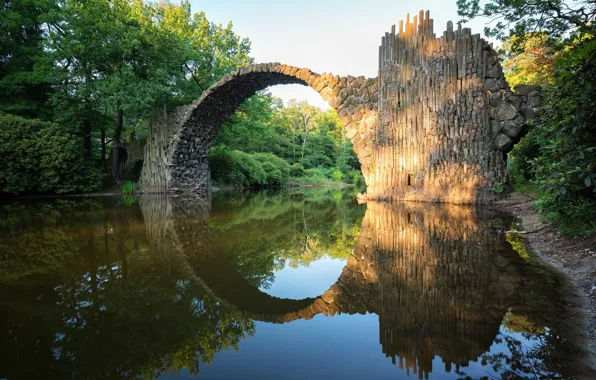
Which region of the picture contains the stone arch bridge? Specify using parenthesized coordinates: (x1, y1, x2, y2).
(132, 10, 542, 204)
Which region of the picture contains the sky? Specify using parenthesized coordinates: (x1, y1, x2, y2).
(189, 0, 494, 109)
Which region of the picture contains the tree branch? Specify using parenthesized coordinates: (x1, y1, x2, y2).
(183, 63, 205, 92)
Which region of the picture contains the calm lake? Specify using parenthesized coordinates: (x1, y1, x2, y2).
(0, 188, 582, 379)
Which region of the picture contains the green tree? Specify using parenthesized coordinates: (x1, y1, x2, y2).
(502, 33, 560, 87)
(457, 0, 595, 45)
(0, 113, 101, 194)
(0, 0, 56, 118)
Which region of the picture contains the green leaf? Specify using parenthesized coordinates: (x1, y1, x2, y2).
(585, 176, 592, 187)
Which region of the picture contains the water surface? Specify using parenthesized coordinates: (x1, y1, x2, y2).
(0, 189, 581, 379)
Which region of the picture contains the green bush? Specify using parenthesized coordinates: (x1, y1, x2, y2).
(290, 163, 305, 177)
(122, 181, 135, 194)
(0, 113, 101, 194)
(528, 38, 596, 235)
(508, 127, 541, 184)
(209, 146, 266, 187)
(332, 170, 343, 182)
(297, 168, 331, 185)
(209, 148, 292, 187)
(253, 153, 291, 185)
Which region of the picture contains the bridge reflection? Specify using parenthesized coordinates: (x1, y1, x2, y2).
(140, 195, 561, 378)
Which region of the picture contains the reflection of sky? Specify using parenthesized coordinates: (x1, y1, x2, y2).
(164, 319, 546, 379)
(161, 255, 550, 379)
(160, 221, 552, 379)
(259, 256, 347, 299)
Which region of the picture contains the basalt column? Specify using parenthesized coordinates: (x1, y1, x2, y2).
(362, 10, 541, 204)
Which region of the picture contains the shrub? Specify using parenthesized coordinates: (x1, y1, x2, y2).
(508, 127, 541, 184)
(209, 146, 266, 187)
(290, 163, 305, 177)
(332, 170, 343, 182)
(122, 181, 135, 194)
(298, 168, 330, 185)
(0, 113, 101, 194)
(253, 153, 291, 186)
(528, 38, 596, 235)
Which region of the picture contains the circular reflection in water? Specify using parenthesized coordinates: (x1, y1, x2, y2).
(260, 256, 347, 300)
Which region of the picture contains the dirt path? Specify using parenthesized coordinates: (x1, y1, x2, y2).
(496, 192, 596, 377)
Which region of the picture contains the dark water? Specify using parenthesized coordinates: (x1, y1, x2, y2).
(0, 188, 582, 379)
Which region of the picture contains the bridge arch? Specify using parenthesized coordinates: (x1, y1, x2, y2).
(140, 63, 379, 195)
(139, 10, 543, 204)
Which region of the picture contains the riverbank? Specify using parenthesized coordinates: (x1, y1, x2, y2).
(496, 192, 596, 377)
(0, 182, 356, 200)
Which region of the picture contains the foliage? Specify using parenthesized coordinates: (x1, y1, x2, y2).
(122, 180, 135, 194)
(502, 34, 561, 87)
(0, 0, 253, 192)
(212, 94, 363, 187)
(508, 127, 542, 184)
(253, 152, 291, 185)
(209, 146, 266, 187)
(0, 0, 55, 118)
(528, 37, 596, 235)
(457, 0, 595, 46)
(459, 0, 596, 235)
(290, 163, 305, 177)
(0, 113, 101, 194)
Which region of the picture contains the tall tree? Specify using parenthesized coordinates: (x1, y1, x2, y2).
(284, 100, 318, 161)
(0, 0, 55, 118)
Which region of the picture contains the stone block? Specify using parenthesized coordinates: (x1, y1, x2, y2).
(495, 102, 517, 120)
(502, 121, 522, 138)
(494, 134, 512, 152)
(513, 84, 541, 94)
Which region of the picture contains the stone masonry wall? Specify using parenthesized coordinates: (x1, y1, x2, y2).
(140, 64, 377, 195)
(364, 10, 541, 204)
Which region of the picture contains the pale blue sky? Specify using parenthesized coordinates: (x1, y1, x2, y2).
(190, 0, 493, 108)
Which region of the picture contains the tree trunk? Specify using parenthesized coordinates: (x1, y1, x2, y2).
(83, 119, 92, 158)
(301, 133, 308, 159)
(101, 127, 106, 172)
(111, 110, 123, 182)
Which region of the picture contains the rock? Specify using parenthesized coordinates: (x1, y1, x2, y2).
(487, 65, 502, 78)
(494, 134, 513, 152)
(489, 92, 503, 107)
(495, 102, 518, 120)
(508, 95, 522, 111)
(485, 78, 499, 92)
(527, 94, 541, 108)
(491, 120, 504, 137)
(513, 84, 542, 94)
(502, 121, 523, 138)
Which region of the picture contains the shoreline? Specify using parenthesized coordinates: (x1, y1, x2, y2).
(495, 192, 596, 378)
(0, 182, 355, 200)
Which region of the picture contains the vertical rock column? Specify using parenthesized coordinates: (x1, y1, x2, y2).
(366, 10, 539, 204)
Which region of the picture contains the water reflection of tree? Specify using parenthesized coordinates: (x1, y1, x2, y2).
(0, 189, 363, 378)
(208, 188, 365, 289)
(0, 199, 255, 379)
(454, 312, 570, 380)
